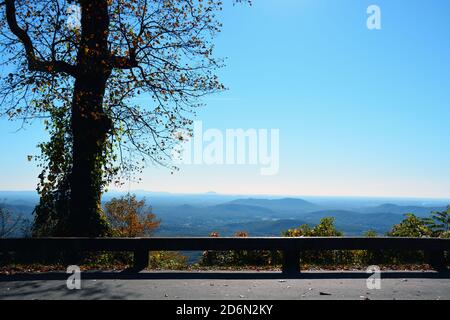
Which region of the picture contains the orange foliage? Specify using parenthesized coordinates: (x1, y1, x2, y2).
(104, 194, 160, 237)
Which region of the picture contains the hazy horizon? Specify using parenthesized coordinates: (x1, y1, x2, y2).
(1, 188, 450, 203)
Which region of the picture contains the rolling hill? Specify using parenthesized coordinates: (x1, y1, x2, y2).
(359, 203, 446, 217)
(227, 198, 321, 213)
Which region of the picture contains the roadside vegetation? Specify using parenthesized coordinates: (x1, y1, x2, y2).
(199, 207, 450, 269)
(1, 201, 449, 273)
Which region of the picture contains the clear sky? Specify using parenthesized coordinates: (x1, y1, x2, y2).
(1, 0, 450, 198)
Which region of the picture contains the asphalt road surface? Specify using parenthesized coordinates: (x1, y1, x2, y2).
(1, 270, 449, 300)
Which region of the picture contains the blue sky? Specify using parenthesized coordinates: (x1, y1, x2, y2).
(1, 0, 450, 198)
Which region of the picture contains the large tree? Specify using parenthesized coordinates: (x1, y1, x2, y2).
(0, 0, 228, 236)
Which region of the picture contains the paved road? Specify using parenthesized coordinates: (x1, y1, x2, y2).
(1, 270, 449, 300)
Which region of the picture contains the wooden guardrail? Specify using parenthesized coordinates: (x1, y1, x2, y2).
(0, 237, 449, 274)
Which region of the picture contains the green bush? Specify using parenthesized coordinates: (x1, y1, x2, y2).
(200, 213, 450, 269)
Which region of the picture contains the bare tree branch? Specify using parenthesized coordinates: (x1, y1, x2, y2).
(4, 0, 77, 76)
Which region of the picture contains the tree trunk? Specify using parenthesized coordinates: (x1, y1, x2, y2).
(68, 77, 111, 236)
(67, 0, 112, 236)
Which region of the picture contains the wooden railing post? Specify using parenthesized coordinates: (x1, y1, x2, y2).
(133, 249, 149, 271)
(427, 250, 447, 271)
(282, 250, 300, 275)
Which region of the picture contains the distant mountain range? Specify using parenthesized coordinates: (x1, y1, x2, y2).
(153, 197, 447, 237)
(1, 191, 448, 237)
(360, 203, 445, 216)
(228, 198, 320, 213)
